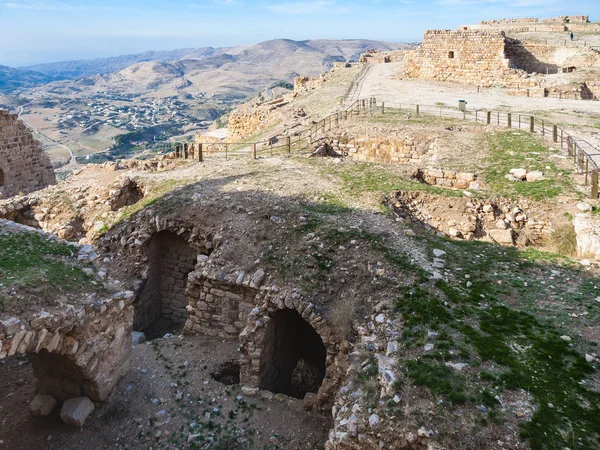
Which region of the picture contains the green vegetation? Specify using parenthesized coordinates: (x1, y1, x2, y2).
(482, 131, 574, 200)
(303, 159, 463, 200)
(395, 234, 600, 449)
(0, 232, 91, 312)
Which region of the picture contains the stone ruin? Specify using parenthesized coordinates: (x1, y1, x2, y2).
(402, 30, 540, 89)
(0, 110, 56, 198)
(402, 29, 600, 97)
(0, 222, 134, 406)
(100, 216, 346, 411)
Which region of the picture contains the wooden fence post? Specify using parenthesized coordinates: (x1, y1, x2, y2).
(553, 125, 558, 143)
(475, 110, 478, 122)
(382, 102, 385, 114)
(519, 115, 521, 129)
(198, 144, 203, 162)
(561, 130, 564, 148)
(416, 105, 419, 115)
(497, 112, 500, 125)
(252, 143, 257, 160)
(592, 170, 599, 199)
(507, 113, 512, 128)
(486, 111, 491, 125)
(287, 136, 291, 154)
(541, 120, 545, 137)
(585, 159, 589, 185)
(529, 116, 534, 132)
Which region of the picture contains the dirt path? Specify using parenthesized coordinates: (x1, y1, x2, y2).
(356, 61, 600, 167)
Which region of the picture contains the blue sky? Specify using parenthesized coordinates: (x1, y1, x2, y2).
(0, 0, 596, 67)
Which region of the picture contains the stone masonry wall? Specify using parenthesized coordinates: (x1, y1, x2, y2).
(0, 110, 55, 198)
(415, 168, 479, 189)
(184, 274, 258, 339)
(402, 30, 539, 88)
(134, 231, 196, 331)
(337, 136, 436, 165)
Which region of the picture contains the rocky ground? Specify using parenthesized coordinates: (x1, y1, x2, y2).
(0, 54, 599, 449)
(0, 334, 330, 449)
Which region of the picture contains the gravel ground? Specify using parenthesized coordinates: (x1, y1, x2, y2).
(0, 334, 331, 450)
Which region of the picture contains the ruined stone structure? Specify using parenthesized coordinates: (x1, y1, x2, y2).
(135, 230, 197, 331)
(294, 75, 327, 94)
(0, 288, 134, 402)
(414, 168, 479, 189)
(468, 16, 596, 33)
(227, 98, 290, 141)
(386, 191, 551, 245)
(102, 214, 344, 410)
(402, 30, 540, 88)
(337, 135, 436, 164)
(0, 110, 55, 198)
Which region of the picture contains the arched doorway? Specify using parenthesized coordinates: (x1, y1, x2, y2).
(259, 309, 326, 399)
(134, 231, 196, 337)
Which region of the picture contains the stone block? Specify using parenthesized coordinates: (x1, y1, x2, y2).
(30, 394, 57, 417)
(60, 397, 95, 426)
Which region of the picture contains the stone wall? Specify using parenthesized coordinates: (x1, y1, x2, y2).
(227, 98, 290, 141)
(294, 75, 327, 94)
(337, 136, 435, 164)
(0, 110, 56, 198)
(386, 191, 551, 245)
(135, 230, 197, 331)
(414, 168, 479, 189)
(542, 15, 588, 24)
(402, 30, 539, 88)
(0, 290, 134, 402)
(504, 41, 599, 73)
(184, 273, 258, 339)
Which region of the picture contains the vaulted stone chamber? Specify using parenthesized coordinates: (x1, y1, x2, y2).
(134, 231, 196, 335)
(259, 309, 326, 399)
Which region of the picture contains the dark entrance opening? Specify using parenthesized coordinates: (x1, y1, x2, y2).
(134, 231, 196, 339)
(448, 51, 455, 59)
(0, 168, 4, 186)
(211, 361, 241, 385)
(259, 309, 326, 399)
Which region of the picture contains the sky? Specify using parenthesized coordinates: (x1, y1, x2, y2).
(0, 0, 597, 67)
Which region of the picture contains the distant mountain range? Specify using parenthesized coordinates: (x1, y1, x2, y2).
(1, 39, 410, 96)
(0, 65, 59, 92)
(22, 47, 217, 79)
(19, 38, 407, 79)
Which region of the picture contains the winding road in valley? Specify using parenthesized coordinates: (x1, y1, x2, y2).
(18, 101, 81, 169)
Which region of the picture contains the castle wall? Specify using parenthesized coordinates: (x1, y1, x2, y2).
(0, 110, 56, 198)
(402, 30, 539, 88)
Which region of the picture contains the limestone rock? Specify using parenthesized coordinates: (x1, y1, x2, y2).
(509, 168, 527, 180)
(487, 229, 514, 245)
(526, 170, 544, 182)
(60, 397, 95, 426)
(30, 394, 57, 417)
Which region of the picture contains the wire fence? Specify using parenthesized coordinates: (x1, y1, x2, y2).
(170, 97, 600, 199)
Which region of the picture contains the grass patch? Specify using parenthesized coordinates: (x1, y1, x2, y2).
(395, 234, 600, 449)
(0, 232, 91, 311)
(481, 131, 574, 200)
(305, 159, 463, 199)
